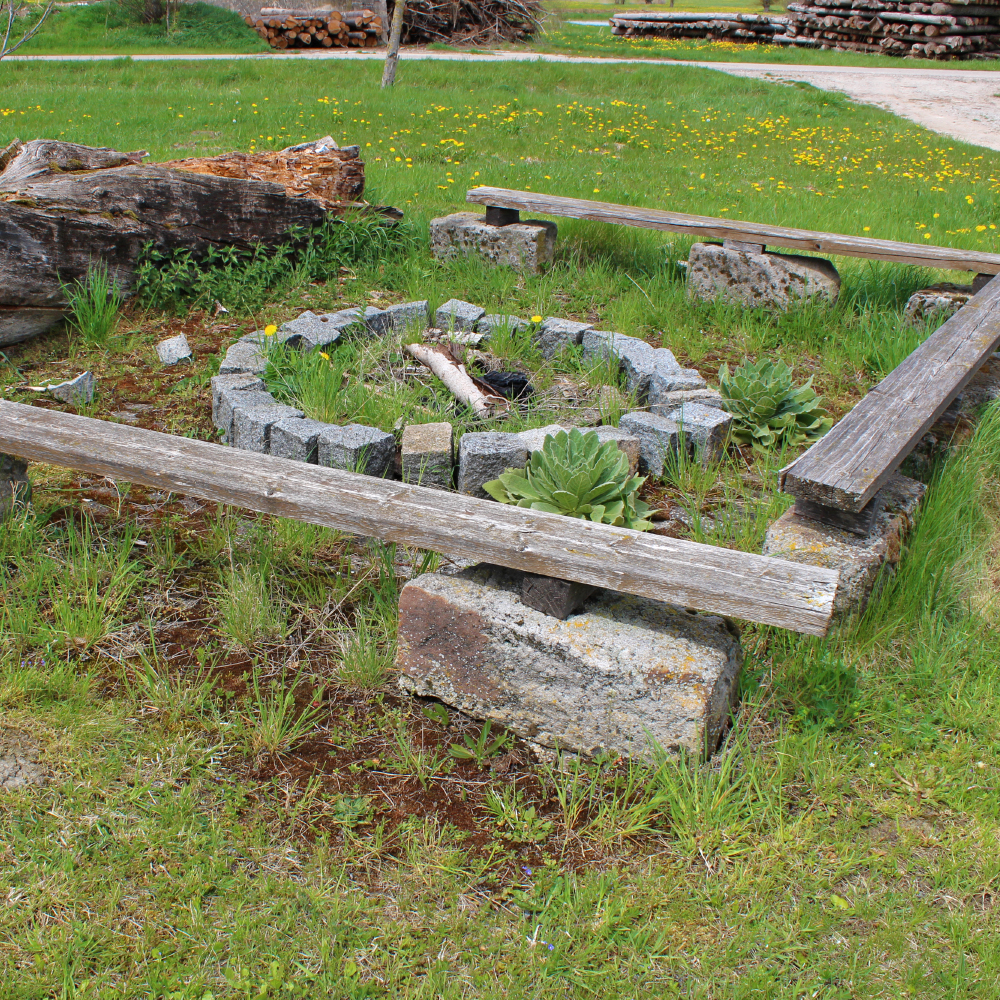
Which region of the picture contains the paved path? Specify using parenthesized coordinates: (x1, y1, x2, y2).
(9, 49, 1000, 150)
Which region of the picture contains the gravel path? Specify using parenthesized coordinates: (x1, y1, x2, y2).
(9, 49, 1000, 150)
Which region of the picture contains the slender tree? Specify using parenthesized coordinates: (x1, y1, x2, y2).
(1, 0, 55, 59)
(381, 0, 405, 88)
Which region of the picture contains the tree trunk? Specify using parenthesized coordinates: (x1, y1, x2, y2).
(0, 138, 366, 321)
(382, 0, 406, 87)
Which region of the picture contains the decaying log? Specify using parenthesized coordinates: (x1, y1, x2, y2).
(0, 137, 366, 332)
(405, 342, 509, 417)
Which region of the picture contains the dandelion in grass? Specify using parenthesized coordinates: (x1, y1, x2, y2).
(265, 324, 277, 337)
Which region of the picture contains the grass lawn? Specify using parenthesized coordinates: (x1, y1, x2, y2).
(13, 1, 268, 56)
(2, 58, 1000, 998)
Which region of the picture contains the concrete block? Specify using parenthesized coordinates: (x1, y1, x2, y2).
(216, 389, 278, 440)
(231, 402, 304, 454)
(363, 305, 387, 335)
(582, 330, 704, 400)
(687, 242, 840, 310)
(396, 564, 742, 760)
(903, 284, 972, 327)
(537, 317, 592, 360)
(659, 402, 732, 461)
(762, 473, 926, 619)
(317, 423, 395, 477)
(0, 454, 30, 519)
(457, 431, 528, 498)
(477, 314, 528, 338)
(211, 373, 265, 429)
(270, 417, 329, 463)
(156, 333, 191, 365)
(619, 411, 681, 477)
(220, 340, 268, 376)
(47, 372, 95, 405)
(401, 421, 454, 489)
(430, 211, 557, 274)
(435, 298, 485, 332)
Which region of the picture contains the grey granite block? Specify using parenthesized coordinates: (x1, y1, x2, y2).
(156, 333, 192, 365)
(231, 402, 304, 453)
(47, 372, 95, 405)
(211, 374, 265, 429)
(220, 340, 268, 376)
(457, 431, 528, 498)
(435, 298, 485, 332)
(216, 389, 278, 439)
(619, 411, 682, 477)
(476, 314, 528, 337)
(536, 317, 592, 359)
(317, 423, 396, 477)
(515, 423, 569, 454)
(660, 402, 733, 461)
(269, 417, 330, 463)
(650, 388, 725, 414)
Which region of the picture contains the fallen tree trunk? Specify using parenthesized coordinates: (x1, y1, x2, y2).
(0, 137, 365, 339)
(405, 342, 509, 417)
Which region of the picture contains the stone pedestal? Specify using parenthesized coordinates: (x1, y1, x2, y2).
(396, 564, 743, 760)
(903, 284, 972, 327)
(687, 242, 840, 310)
(430, 212, 556, 274)
(763, 474, 925, 620)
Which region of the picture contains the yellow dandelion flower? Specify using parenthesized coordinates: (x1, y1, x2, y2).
(264, 324, 277, 336)
(320, 352, 330, 360)
(531, 315, 543, 324)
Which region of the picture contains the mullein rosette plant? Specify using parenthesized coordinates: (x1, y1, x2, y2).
(483, 428, 654, 531)
(718, 358, 833, 451)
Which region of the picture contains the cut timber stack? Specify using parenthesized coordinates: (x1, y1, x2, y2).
(779, 0, 1000, 59)
(609, 0, 1000, 58)
(391, 0, 541, 44)
(610, 11, 788, 43)
(246, 7, 382, 49)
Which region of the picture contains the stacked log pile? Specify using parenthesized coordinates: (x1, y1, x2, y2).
(610, 11, 788, 44)
(246, 8, 382, 49)
(779, 0, 1000, 59)
(609, 1, 1000, 58)
(393, 0, 541, 43)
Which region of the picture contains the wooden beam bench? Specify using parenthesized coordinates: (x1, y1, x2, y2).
(467, 186, 1000, 275)
(0, 400, 838, 636)
(781, 272, 1000, 532)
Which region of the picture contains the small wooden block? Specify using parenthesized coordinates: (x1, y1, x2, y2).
(484, 205, 520, 227)
(521, 573, 598, 620)
(723, 239, 765, 254)
(793, 492, 883, 538)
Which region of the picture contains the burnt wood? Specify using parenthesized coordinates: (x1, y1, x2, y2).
(783, 273, 1000, 512)
(0, 401, 839, 636)
(467, 187, 1000, 274)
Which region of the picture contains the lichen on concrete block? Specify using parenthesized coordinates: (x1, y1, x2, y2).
(396, 564, 743, 760)
(687, 242, 840, 310)
(762, 473, 926, 619)
(430, 212, 557, 274)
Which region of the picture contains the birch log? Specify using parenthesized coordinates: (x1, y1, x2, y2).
(405, 343, 508, 416)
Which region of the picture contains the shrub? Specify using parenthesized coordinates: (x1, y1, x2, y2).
(719, 358, 833, 451)
(484, 428, 653, 530)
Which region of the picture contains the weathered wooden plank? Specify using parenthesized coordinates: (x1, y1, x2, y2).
(0, 401, 838, 636)
(467, 187, 1000, 274)
(782, 273, 1000, 512)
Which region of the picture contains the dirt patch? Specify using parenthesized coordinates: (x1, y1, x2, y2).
(0, 733, 45, 790)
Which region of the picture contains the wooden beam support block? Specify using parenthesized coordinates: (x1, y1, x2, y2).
(484, 205, 521, 227)
(792, 493, 883, 537)
(723, 238, 765, 254)
(521, 573, 599, 619)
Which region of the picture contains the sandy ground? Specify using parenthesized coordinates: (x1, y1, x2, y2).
(10, 49, 1000, 150)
